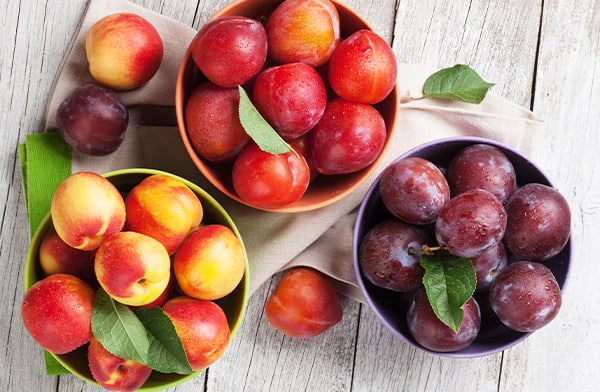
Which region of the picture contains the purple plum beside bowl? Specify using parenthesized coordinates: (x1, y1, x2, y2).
(352, 136, 572, 358)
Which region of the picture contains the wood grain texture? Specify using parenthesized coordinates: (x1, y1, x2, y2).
(1, 0, 599, 391)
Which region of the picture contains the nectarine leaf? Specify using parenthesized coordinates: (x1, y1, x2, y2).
(423, 64, 495, 104)
(420, 251, 476, 333)
(135, 307, 192, 374)
(91, 289, 149, 364)
(238, 85, 294, 155)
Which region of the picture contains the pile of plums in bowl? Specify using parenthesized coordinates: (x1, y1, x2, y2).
(21, 168, 249, 391)
(176, 0, 399, 212)
(353, 136, 571, 357)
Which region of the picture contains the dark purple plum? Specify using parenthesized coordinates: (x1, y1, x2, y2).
(447, 144, 516, 204)
(56, 84, 128, 156)
(359, 219, 432, 292)
(379, 157, 450, 225)
(489, 261, 562, 332)
(407, 288, 481, 352)
(435, 189, 507, 258)
(503, 183, 571, 261)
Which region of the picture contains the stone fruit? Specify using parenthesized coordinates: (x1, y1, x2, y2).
(359, 219, 431, 292)
(471, 241, 508, 291)
(191, 16, 267, 88)
(503, 183, 571, 261)
(173, 224, 246, 301)
(56, 84, 129, 156)
(88, 336, 152, 392)
(232, 144, 310, 209)
(328, 29, 397, 104)
(265, 267, 343, 338)
(309, 98, 386, 175)
(85, 13, 164, 90)
(50, 171, 126, 251)
(252, 62, 327, 140)
(447, 143, 516, 203)
(407, 288, 481, 352)
(162, 296, 231, 371)
(39, 226, 96, 284)
(379, 157, 450, 225)
(21, 273, 95, 354)
(266, 0, 340, 67)
(435, 189, 507, 258)
(185, 82, 251, 163)
(489, 261, 562, 332)
(124, 174, 203, 255)
(94, 231, 171, 307)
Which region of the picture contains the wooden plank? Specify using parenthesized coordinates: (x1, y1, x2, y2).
(498, 0, 600, 390)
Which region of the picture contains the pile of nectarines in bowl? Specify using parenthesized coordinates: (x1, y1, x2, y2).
(353, 136, 572, 358)
(176, 0, 399, 212)
(22, 168, 249, 391)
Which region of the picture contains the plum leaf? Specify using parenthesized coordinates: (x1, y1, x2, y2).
(238, 85, 294, 155)
(423, 64, 495, 104)
(420, 250, 477, 333)
(135, 307, 192, 374)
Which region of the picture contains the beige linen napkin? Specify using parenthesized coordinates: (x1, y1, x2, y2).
(42, 0, 544, 302)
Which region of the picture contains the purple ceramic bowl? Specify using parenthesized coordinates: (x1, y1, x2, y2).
(352, 136, 571, 358)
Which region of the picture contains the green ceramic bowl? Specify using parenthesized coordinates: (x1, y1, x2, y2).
(24, 168, 250, 391)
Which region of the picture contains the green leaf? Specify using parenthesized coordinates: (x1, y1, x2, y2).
(91, 289, 150, 364)
(135, 307, 193, 374)
(238, 85, 294, 155)
(423, 64, 495, 104)
(420, 250, 477, 333)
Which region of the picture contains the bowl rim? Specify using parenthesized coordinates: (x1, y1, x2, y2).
(174, 0, 400, 213)
(24, 168, 250, 390)
(352, 136, 572, 358)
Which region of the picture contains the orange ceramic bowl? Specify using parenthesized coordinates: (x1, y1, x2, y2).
(175, 0, 399, 213)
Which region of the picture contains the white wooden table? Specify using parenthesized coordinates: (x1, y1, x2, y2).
(2, 0, 599, 391)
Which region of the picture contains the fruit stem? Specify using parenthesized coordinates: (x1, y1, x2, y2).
(408, 244, 447, 256)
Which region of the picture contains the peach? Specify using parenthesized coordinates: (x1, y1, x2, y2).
(50, 171, 126, 251)
(265, 267, 343, 338)
(21, 273, 95, 354)
(124, 174, 203, 254)
(39, 226, 96, 284)
(328, 29, 397, 104)
(94, 231, 171, 307)
(85, 13, 164, 90)
(173, 224, 246, 301)
(88, 336, 152, 392)
(162, 296, 230, 371)
(266, 0, 340, 67)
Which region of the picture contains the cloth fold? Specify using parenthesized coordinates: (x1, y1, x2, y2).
(20, 0, 545, 305)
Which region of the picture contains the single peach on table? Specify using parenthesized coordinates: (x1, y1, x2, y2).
(173, 224, 246, 301)
(95, 231, 171, 307)
(265, 267, 343, 338)
(21, 273, 95, 354)
(328, 29, 397, 104)
(39, 226, 97, 284)
(50, 171, 126, 251)
(162, 296, 231, 371)
(266, 0, 340, 67)
(124, 174, 203, 255)
(86, 13, 164, 90)
(87, 336, 152, 392)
